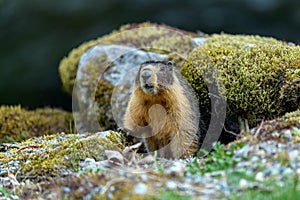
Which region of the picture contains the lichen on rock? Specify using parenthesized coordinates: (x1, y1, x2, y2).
(0, 105, 73, 143)
(181, 34, 300, 139)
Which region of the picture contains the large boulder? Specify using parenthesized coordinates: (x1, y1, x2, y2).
(59, 22, 202, 132)
(0, 105, 72, 143)
(181, 33, 300, 142)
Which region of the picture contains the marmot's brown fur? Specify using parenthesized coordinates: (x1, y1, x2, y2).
(123, 61, 200, 158)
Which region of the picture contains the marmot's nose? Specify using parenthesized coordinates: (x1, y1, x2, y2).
(141, 70, 151, 80)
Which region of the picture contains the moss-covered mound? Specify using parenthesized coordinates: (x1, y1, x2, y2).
(0, 131, 124, 177)
(0, 105, 72, 143)
(182, 34, 300, 137)
(59, 22, 199, 94)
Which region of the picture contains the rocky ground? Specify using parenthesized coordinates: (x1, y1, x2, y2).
(0, 109, 300, 199)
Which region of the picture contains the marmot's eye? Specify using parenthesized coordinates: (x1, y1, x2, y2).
(167, 61, 173, 66)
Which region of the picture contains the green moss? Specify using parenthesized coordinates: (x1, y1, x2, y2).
(181, 34, 300, 134)
(59, 22, 198, 94)
(21, 136, 118, 175)
(94, 81, 115, 130)
(0, 105, 73, 143)
(284, 109, 300, 122)
(0, 131, 124, 177)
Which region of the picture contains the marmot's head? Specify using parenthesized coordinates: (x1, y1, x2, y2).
(136, 61, 175, 96)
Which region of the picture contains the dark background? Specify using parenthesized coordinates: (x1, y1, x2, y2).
(1, 0, 299, 111)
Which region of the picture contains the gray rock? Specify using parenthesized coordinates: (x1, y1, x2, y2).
(73, 44, 167, 133)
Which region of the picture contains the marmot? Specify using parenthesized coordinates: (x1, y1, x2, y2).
(123, 61, 200, 158)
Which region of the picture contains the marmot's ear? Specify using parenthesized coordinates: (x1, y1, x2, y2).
(167, 61, 173, 71)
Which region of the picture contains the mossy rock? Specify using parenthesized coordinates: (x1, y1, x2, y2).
(181, 34, 300, 139)
(59, 22, 199, 94)
(0, 131, 125, 177)
(0, 105, 73, 143)
(60, 22, 202, 132)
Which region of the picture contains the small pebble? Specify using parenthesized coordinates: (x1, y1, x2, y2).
(166, 181, 177, 189)
(282, 168, 293, 176)
(83, 194, 92, 200)
(264, 169, 272, 177)
(98, 131, 111, 138)
(283, 130, 292, 140)
(107, 192, 113, 199)
(140, 174, 148, 182)
(288, 150, 299, 161)
(134, 183, 147, 195)
(255, 172, 264, 182)
(239, 179, 248, 189)
(35, 138, 42, 143)
(192, 37, 207, 46)
(63, 187, 71, 193)
(0, 168, 7, 175)
(165, 161, 186, 176)
(84, 158, 96, 163)
(250, 156, 259, 162)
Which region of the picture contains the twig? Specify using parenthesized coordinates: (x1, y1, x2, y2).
(223, 125, 239, 137)
(245, 119, 250, 132)
(255, 118, 265, 137)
